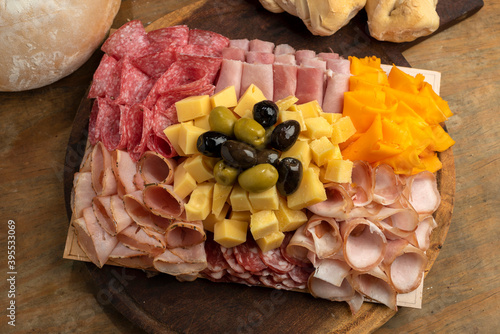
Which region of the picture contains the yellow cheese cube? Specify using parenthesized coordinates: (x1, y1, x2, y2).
(212, 183, 233, 217)
(233, 84, 267, 117)
(324, 159, 353, 183)
(185, 182, 214, 221)
(309, 136, 336, 167)
(203, 203, 230, 233)
(275, 196, 308, 232)
(175, 95, 211, 122)
(210, 86, 238, 109)
(304, 117, 333, 139)
(178, 123, 206, 155)
(163, 123, 185, 156)
(281, 140, 311, 169)
(255, 231, 285, 252)
(275, 95, 299, 112)
(287, 167, 327, 210)
(297, 100, 322, 118)
(330, 116, 357, 144)
(331, 143, 342, 160)
(229, 184, 253, 211)
(248, 186, 279, 211)
(183, 154, 215, 183)
(320, 111, 342, 124)
(173, 162, 197, 199)
(214, 219, 248, 248)
(228, 210, 252, 222)
(194, 114, 211, 131)
(277, 110, 307, 132)
(250, 210, 279, 240)
(309, 163, 321, 176)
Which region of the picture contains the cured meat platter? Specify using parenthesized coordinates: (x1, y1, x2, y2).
(63, 0, 477, 332)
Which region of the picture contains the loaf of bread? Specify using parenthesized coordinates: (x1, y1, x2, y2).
(0, 0, 121, 92)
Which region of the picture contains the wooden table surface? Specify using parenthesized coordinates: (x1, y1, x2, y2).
(1, 0, 498, 333)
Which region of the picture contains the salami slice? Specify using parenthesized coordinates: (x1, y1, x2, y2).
(147, 25, 189, 52)
(129, 104, 153, 162)
(221, 246, 246, 274)
(95, 98, 121, 151)
(288, 265, 314, 285)
(88, 99, 100, 145)
(178, 44, 222, 58)
(116, 105, 130, 150)
(101, 20, 151, 60)
(132, 49, 179, 79)
(233, 239, 268, 273)
(115, 57, 154, 105)
(123, 104, 146, 161)
(259, 247, 295, 274)
(205, 238, 229, 273)
(188, 28, 230, 52)
(88, 54, 121, 99)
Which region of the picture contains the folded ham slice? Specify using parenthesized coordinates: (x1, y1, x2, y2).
(273, 63, 297, 101)
(351, 267, 398, 310)
(71, 172, 96, 219)
(304, 215, 343, 259)
(295, 65, 324, 106)
(246, 51, 275, 64)
(240, 62, 273, 100)
(340, 218, 387, 272)
(312, 258, 351, 287)
(221, 47, 246, 61)
(90, 142, 117, 196)
(307, 183, 354, 220)
(215, 59, 243, 96)
(109, 242, 154, 269)
(118, 223, 165, 256)
(153, 243, 207, 276)
(308, 275, 356, 302)
(286, 225, 315, 264)
(123, 190, 172, 233)
(109, 194, 134, 233)
(138, 151, 176, 185)
(414, 215, 438, 251)
(111, 149, 138, 198)
(343, 160, 374, 207)
(274, 43, 295, 55)
(373, 164, 403, 205)
(142, 183, 185, 220)
(403, 171, 441, 216)
(322, 71, 350, 113)
(165, 220, 206, 248)
(92, 196, 116, 235)
(248, 39, 275, 53)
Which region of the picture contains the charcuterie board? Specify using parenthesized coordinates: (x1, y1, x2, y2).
(64, 0, 473, 332)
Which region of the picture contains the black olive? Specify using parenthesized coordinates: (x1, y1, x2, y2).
(196, 131, 229, 157)
(276, 157, 303, 196)
(270, 120, 300, 151)
(253, 100, 278, 128)
(256, 148, 280, 167)
(220, 140, 257, 169)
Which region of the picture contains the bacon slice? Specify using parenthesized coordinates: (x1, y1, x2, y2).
(90, 142, 117, 196)
(304, 215, 342, 259)
(138, 151, 176, 185)
(142, 184, 185, 219)
(165, 220, 206, 248)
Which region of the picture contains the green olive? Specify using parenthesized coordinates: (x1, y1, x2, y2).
(213, 159, 240, 186)
(209, 106, 238, 136)
(233, 118, 266, 149)
(238, 163, 279, 193)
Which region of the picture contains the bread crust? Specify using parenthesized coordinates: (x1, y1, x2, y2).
(0, 0, 121, 91)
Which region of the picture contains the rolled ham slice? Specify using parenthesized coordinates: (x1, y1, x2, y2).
(123, 190, 172, 233)
(215, 59, 243, 96)
(221, 47, 246, 61)
(92, 196, 116, 235)
(414, 215, 438, 251)
(73, 207, 118, 268)
(307, 183, 354, 220)
(118, 223, 165, 256)
(90, 142, 117, 196)
(240, 62, 273, 100)
(347, 291, 365, 315)
(286, 225, 315, 264)
(373, 164, 403, 205)
(274, 54, 296, 65)
(403, 171, 441, 216)
(304, 215, 343, 259)
(295, 50, 316, 65)
(229, 38, 249, 50)
(322, 71, 350, 113)
(318, 52, 340, 61)
(301, 57, 326, 71)
(165, 220, 206, 248)
(273, 63, 297, 101)
(340, 218, 387, 272)
(308, 275, 355, 302)
(246, 51, 275, 64)
(111, 149, 138, 198)
(274, 43, 295, 55)
(343, 160, 374, 207)
(312, 258, 351, 287)
(248, 39, 275, 53)
(138, 151, 176, 185)
(351, 267, 398, 310)
(71, 172, 96, 219)
(382, 239, 427, 293)
(295, 65, 324, 106)
(142, 184, 185, 219)
(326, 58, 351, 74)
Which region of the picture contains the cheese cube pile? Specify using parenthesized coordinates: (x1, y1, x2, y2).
(163, 85, 357, 251)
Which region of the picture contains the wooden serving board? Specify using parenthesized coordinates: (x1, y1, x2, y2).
(64, 0, 471, 332)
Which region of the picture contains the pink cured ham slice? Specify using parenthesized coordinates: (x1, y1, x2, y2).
(246, 51, 275, 64)
(376, 196, 420, 233)
(414, 215, 438, 251)
(109, 242, 153, 269)
(326, 58, 351, 75)
(318, 52, 340, 60)
(343, 160, 374, 207)
(304, 215, 343, 259)
(90, 142, 117, 197)
(307, 183, 354, 220)
(259, 247, 295, 274)
(240, 62, 273, 100)
(88, 54, 121, 100)
(322, 72, 350, 114)
(312, 259, 351, 287)
(123, 190, 172, 233)
(347, 292, 365, 315)
(221, 246, 246, 274)
(153, 247, 206, 276)
(382, 239, 427, 293)
(71, 172, 96, 219)
(295, 66, 324, 106)
(286, 225, 315, 264)
(132, 49, 178, 79)
(248, 39, 275, 53)
(205, 238, 229, 273)
(92, 196, 116, 236)
(340, 218, 387, 272)
(229, 39, 249, 51)
(170, 242, 207, 264)
(118, 223, 165, 256)
(109, 242, 146, 258)
(403, 171, 441, 216)
(110, 194, 134, 233)
(351, 268, 398, 311)
(274, 54, 296, 65)
(111, 150, 138, 197)
(273, 63, 297, 101)
(233, 238, 268, 273)
(302, 57, 327, 71)
(142, 184, 185, 219)
(75, 207, 118, 268)
(165, 220, 206, 248)
(146, 25, 189, 52)
(101, 20, 151, 60)
(274, 44, 296, 56)
(138, 151, 177, 185)
(188, 28, 230, 53)
(94, 98, 122, 151)
(115, 56, 155, 106)
(373, 164, 403, 205)
(215, 59, 243, 95)
(221, 47, 246, 61)
(308, 275, 355, 302)
(295, 50, 316, 65)
(280, 232, 310, 268)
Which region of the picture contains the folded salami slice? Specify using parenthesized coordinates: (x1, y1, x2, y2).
(101, 20, 151, 60)
(88, 54, 121, 100)
(188, 28, 230, 53)
(115, 56, 155, 106)
(94, 98, 122, 152)
(233, 238, 268, 273)
(147, 25, 189, 52)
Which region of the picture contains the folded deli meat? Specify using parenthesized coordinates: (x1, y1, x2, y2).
(70, 20, 452, 314)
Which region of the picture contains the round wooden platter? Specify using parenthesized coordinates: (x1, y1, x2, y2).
(64, 0, 459, 332)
